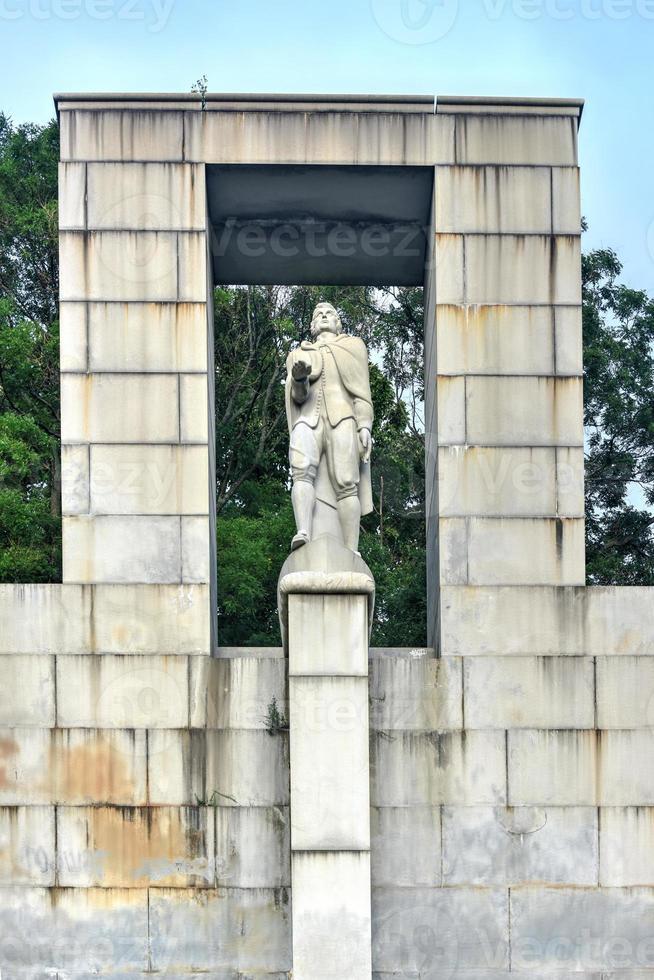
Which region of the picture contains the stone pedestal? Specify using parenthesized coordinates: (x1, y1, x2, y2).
(278, 537, 375, 980)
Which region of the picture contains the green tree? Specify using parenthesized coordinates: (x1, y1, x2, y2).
(583, 246, 654, 583)
(0, 114, 60, 582)
(213, 284, 426, 645)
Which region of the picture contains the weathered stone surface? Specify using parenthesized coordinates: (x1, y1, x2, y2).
(288, 593, 368, 676)
(190, 656, 287, 729)
(60, 231, 178, 302)
(552, 166, 581, 234)
(436, 374, 465, 444)
(438, 446, 558, 517)
(148, 886, 291, 973)
(554, 305, 584, 375)
(596, 657, 654, 728)
(509, 730, 597, 805)
(433, 233, 465, 305)
(0, 584, 91, 654)
(441, 585, 654, 657)
(440, 517, 585, 586)
(600, 807, 654, 887)
(435, 304, 556, 376)
(59, 300, 88, 371)
(465, 376, 584, 446)
(369, 655, 462, 730)
(509, 730, 596, 806)
(371, 730, 506, 806)
(0, 885, 149, 974)
(464, 235, 581, 306)
(53, 728, 148, 805)
(511, 887, 654, 973)
(442, 805, 598, 886)
(0, 806, 55, 885)
(292, 852, 371, 980)
(0, 728, 147, 806)
(177, 231, 207, 302)
(180, 372, 209, 442)
(0, 583, 210, 656)
(215, 806, 290, 888)
(289, 675, 369, 850)
(61, 443, 90, 515)
(371, 806, 441, 886)
(146, 729, 205, 806)
(63, 515, 181, 583)
(181, 516, 211, 583)
(441, 446, 585, 520)
(148, 730, 289, 807)
(464, 656, 594, 728)
(88, 301, 208, 373)
(61, 373, 179, 443)
(183, 107, 455, 166)
(0, 728, 52, 805)
(89, 445, 209, 515)
(56, 805, 215, 887)
(86, 162, 205, 229)
(435, 165, 551, 233)
(91, 583, 211, 655)
(557, 446, 586, 517)
(56, 803, 289, 890)
(597, 732, 654, 806)
(60, 108, 184, 161)
(510, 730, 654, 806)
(372, 886, 509, 974)
(0, 655, 55, 727)
(453, 113, 577, 165)
(56, 654, 189, 728)
(58, 161, 86, 229)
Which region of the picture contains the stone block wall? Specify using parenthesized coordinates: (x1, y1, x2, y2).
(58, 156, 214, 601)
(425, 104, 585, 646)
(3, 606, 654, 976)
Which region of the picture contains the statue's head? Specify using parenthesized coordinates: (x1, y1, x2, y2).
(310, 302, 342, 338)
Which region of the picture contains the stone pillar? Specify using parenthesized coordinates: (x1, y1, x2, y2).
(58, 146, 216, 638)
(278, 538, 375, 980)
(425, 103, 585, 645)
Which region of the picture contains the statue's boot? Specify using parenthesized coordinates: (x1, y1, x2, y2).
(337, 494, 361, 552)
(291, 530, 310, 551)
(291, 481, 314, 550)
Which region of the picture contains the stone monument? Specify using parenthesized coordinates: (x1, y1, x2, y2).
(285, 301, 373, 553)
(5, 91, 654, 980)
(280, 302, 376, 979)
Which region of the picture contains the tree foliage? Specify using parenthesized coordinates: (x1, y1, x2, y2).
(0, 114, 60, 581)
(583, 246, 654, 583)
(213, 284, 426, 645)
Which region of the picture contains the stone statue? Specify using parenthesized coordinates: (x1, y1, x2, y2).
(285, 302, 374, 554)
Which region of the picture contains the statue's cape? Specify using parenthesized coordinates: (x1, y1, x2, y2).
(285, 333, 374, 516)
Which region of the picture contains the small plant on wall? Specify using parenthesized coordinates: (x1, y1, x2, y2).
(266, 696, 288, 736)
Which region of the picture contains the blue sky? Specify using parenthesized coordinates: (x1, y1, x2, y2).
(1, 0, 653, 292)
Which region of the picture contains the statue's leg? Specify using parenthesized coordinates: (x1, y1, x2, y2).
(327, 419, 361, 552)
(289, 421, 320, 549)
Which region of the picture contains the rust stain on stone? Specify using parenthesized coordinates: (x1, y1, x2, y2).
(53, 736, 135, 802)
(0, 737, 19, 789)
(87, 806, 205, 886)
